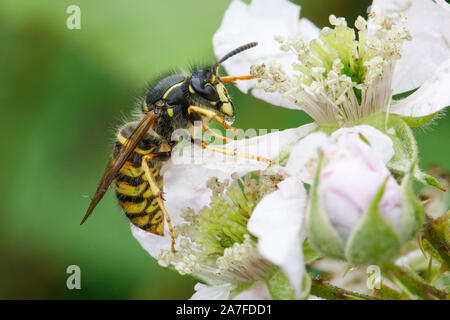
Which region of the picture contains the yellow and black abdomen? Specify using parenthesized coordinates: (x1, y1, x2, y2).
(112, 123, 165, 236)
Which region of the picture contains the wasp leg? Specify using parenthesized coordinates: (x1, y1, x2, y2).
(142, 152, 176, 253)
(202, 120, 232, 143)
(220, 74, 258, 84)
(188, 106, 237, 133)
(191, 138, 274, 164)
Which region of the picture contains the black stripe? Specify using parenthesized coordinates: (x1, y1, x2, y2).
(115, 191, 146, 203)
(125, 212, 147, 218)
(115, 173, 145, 186)
(140, 223, 153, 230)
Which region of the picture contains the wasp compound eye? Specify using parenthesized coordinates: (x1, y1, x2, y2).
(190, 75, 219, 101)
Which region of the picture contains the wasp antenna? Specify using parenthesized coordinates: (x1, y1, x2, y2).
(214, 42, 258, 70)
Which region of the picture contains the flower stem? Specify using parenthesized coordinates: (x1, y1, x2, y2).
(421, 213, 450, 270)
(310, 278, 379, 300)
(382, 264, 447, 300)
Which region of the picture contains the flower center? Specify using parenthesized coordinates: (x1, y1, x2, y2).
(251, 13, 412, 126)
(158, 171, 282, 283)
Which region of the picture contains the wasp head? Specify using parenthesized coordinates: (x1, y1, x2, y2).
(189, 66, 235, 119)
(189, 42, 258, 121)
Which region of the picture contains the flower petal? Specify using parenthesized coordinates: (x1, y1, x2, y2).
(371, 0, 450, 94)
(390, 58, 450, 117)
(285, 125, 394, 184)
(213, 0, 319, 108)
(190, 283, 235, 300)
(247, 177, 307, 298)
(284, 131, 329, 184)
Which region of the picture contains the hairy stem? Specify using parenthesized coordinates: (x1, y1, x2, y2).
(310, 278, 379, 300)
(421, 213, 450, 270)
(382, 263, 447, 300)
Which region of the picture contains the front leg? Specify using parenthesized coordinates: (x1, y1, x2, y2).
(191, 137, 274, 164)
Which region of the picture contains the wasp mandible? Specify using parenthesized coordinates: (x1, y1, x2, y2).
(81, 42, 271, 252)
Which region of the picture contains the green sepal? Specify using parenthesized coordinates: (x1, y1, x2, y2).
(229, 282, 253, 299)
(345, 177, 401, 264)
(398, 163, 425, 243)
(400, 112, 438, 127)
(414, 169, 446, 191)
(265, 269, 294, 300)
(275, 140, 297, 167)
(307, 153, 346, 260)
(362, 112, 445, 190)
(391, 88, 418, 101)
(303, 238, 321, 263)
(391, 87, 441, 127)
(264, 269, 311, 300)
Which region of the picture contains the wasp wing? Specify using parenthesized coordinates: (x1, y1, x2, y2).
(80, 111, 159, 225)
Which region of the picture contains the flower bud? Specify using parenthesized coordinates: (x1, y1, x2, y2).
(307, 133, 424, 264)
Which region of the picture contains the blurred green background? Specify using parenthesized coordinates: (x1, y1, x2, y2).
(0, 0, 448, 299)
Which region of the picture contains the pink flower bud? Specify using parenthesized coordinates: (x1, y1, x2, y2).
(318, 138, 403, 242)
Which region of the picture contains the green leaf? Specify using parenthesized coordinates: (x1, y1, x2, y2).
(307, 154, 346, 260)
(345, 177, 401, 264)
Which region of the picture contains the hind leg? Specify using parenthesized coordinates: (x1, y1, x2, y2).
(141, 151, 176, 253)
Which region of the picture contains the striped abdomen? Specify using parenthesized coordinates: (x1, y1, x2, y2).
(112, 123, 165, 235)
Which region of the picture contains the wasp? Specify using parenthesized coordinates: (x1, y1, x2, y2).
(81, 42, 271, 252)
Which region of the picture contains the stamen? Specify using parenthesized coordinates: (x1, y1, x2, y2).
(251, 13, 412, 126)
(158, 171, 283, 283)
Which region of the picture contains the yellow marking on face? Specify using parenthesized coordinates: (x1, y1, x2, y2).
(167, 108, 174, 117)
(162, 81, 184, 99)
(216, 83, 234, 116)
(221, 102, 233, 117)
(189, 84, 194, 94)
(216, 83, 227, 101)
(114, 180, 147, 196)
(117, 133, 155, 155)
(142, 100, 149, 112)
(119, 199, 148, 213)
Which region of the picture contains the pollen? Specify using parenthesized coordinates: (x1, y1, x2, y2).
(251, 13, 412, 126)
(157, 171, 282, 283)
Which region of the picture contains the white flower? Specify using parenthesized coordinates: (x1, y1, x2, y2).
(190, 283, 235, 300)
(248, 176, 307, 297)
(214, 0, 450, 124)
(280, 125, 424, 263)
(284, 125, 394, 184)
(132, 124, 315, 299)
(191, 281, 271, 300)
